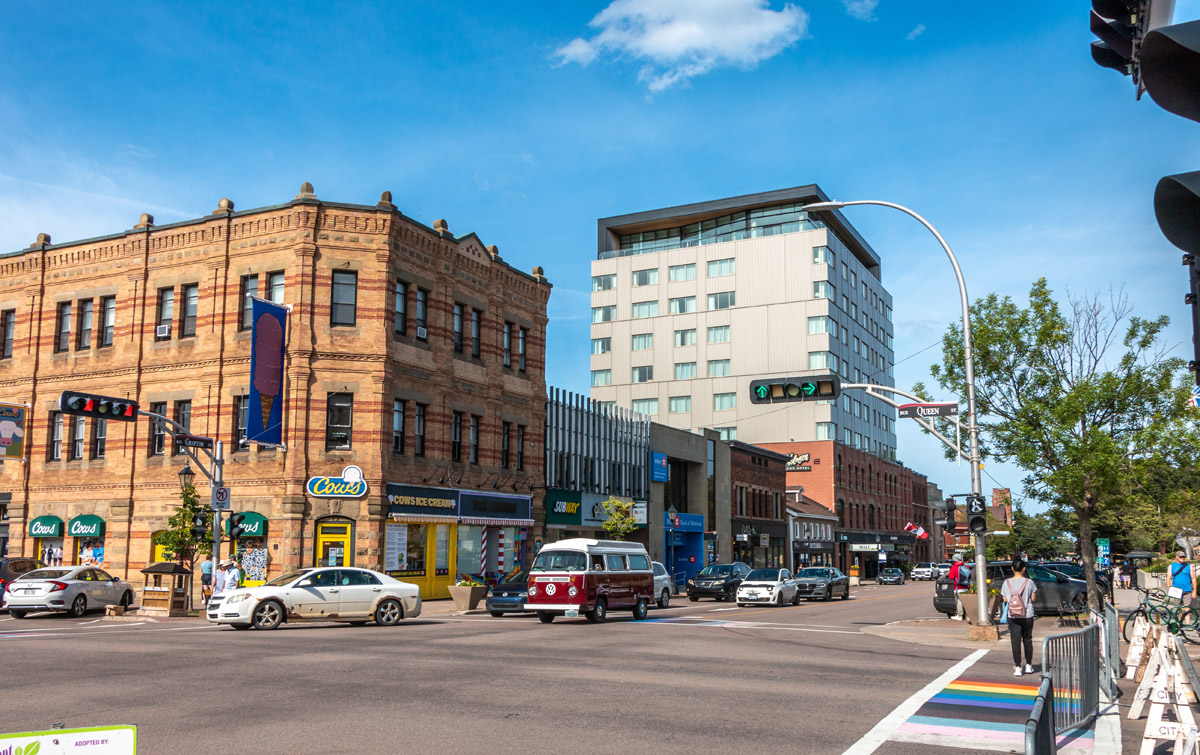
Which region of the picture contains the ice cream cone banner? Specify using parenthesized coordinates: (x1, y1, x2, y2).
(260, 394, 275, 431)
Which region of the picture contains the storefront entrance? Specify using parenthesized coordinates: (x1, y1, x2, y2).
(664, 512, 704, 586)
(315, 518, 353, 567)
(68, 514, 106, 567)
(29, 515, 64, 566)
(386, 484, 461, 600)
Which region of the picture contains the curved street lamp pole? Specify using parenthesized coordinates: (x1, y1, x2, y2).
(801, 200, 990, 630)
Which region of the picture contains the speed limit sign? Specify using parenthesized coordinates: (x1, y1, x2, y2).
(211, 486, 231, 511)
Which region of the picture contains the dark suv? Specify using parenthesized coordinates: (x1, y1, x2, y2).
(686, 562, 751, 601)
(0, 558, 44, 611)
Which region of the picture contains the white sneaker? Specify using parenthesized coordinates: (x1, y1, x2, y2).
(1024, 664, 1035, 674)
(1013, 666, 1023, 676)
(950, 615, 963, 621)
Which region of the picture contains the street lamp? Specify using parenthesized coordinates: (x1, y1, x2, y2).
(802, 199, 991, 631)
(667, 505, 678, 593)
(178, 463, 196, 492)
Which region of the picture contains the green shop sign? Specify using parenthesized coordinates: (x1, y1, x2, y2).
(67, 514, 106, 538)
(224, 511, 268, 537)
(545, 489, 582, 526)
(28, 515, 63, 538)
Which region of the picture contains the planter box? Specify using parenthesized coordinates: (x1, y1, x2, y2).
(962, 593, 1002, 626)
(448, 585, 487, 611)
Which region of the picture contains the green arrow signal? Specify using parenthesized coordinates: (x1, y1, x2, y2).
(754, 385, 769, 400)
(801, 382, 817, 396)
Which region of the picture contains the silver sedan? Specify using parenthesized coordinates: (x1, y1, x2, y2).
(2, 566, 134, 618)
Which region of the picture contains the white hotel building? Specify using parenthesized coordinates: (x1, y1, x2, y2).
(589, 186, 899, 460)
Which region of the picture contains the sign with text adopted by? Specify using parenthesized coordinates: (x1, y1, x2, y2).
(0, 724, 136, 754)
(211, 486, 231, 510)
(897, 402, 959, 419)
(0, 401, 27, 460)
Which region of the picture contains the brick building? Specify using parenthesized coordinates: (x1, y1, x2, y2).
(729, 441, 788, 568)
(758, 440, 929, 578)
(0, 184, 551, 600)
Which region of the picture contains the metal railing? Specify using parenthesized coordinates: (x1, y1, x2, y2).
(1089, 600, 1121, 699)
(1024, 674, 1057, 755)
(1041, 623, 1100, 734)
(1176, 634, 1200, 697)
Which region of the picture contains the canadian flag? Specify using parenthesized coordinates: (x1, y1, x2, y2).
(905, 522, 929, 540)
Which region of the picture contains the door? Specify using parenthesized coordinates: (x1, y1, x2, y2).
(91, 569, 120, 605)
(315, 523, 352, 567)
(290, 568, 342, 618)
(605, 554, 630, 606)
(1026, 567, 1064, 613)
(338, 570, 383, 618)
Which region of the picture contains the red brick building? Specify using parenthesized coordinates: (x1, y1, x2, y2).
(728, 441, 788, 568)
(0, 184, 551, 600)
(758, 440, 932, 578)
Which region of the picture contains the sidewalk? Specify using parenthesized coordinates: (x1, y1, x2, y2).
(867, 609, 1121, 753)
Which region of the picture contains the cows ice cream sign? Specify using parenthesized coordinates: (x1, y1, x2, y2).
(308, 466, 368, 498)
(247, 298, 287, 446)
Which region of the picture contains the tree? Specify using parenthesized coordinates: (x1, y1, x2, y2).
(920, 280, 1190, 610)
(599, 497, 639, 541)
(151, 481, 212, 572)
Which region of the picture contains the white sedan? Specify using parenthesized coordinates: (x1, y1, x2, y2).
(736, 568, 800, 607)
(207, 566, 421, 630)
(3, 566, 134, 618)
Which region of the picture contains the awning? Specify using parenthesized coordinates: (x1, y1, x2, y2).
(67, 514, 106, 538)
(224, 511, 268, 538)
(28, 515, 64, 537)
(459, 517, 534, 527)
(388, 514, 459, 525)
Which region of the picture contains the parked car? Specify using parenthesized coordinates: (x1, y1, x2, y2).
(736, 568, 799, 606)
(0, 557, 44, 611)
(1039, 562, 1111, 594)
(933, 576, 959, 617)
(3, 566, 133, 618)
(686, 562, 751, 602)
(936, 563, 953, 578)
(486, 569, 530, 617)
(651, 561, 675, 608)
(912, 562, 936, 581)
(525, 539, 655, 623)
(878, 567, 905, 585)
(207, 567, 421, 630)
(794, 566, 851, 601)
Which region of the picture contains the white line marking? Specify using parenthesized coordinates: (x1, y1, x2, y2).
(710, 607, 741, 612)
(842, 648, 988, 755)
(648, 622, 860, 635)
(85, 622, 145, 628)
(79, 619, 102, 625)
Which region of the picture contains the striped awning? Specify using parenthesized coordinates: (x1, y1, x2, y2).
(459, 517, 534, 527)
(388, 514, 459, 524)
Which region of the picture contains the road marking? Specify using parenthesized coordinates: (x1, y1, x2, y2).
(842, 648, 988, 755)
(79, 619, 103, 625)
(646, 619, 860, 635)
(710, 607, 740, 612)
(85, 622, 145, 628)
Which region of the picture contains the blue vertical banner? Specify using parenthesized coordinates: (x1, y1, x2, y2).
(651, 452, 668, 482)
(247, 298, 287, 446)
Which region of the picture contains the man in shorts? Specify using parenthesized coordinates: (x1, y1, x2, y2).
(200, 556, 214, 604)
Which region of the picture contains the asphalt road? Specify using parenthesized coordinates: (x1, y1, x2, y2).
(0, 581, 978, 754)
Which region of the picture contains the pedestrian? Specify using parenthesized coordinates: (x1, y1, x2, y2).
(212, 558, 232, 595)
(225, 558, 242, 591)
(948, 556, 969, 620)
(53, 545, 62, 566)
(200, 556, 214, 604)
(1170, 551, 1195, 605)
(1002, 559, 1038, 676)
(1120, 560, 1133, 590)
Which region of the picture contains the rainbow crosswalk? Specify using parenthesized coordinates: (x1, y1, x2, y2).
(888, 677, 1094, 753)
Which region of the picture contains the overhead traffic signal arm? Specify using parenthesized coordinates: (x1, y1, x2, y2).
(749, 374, 841, 404)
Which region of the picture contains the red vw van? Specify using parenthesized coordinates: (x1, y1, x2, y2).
(524, 539, 654, 623)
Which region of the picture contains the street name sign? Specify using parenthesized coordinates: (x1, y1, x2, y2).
(174, 433, 214, 450)
(897, 402, 959, 419)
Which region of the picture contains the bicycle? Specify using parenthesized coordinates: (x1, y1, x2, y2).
(1123, 586, 1175, 643)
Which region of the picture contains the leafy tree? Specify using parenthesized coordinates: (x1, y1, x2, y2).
(151, 481, 212, 571)
(920, 280, 1190, 610)
(599, 497, 639, 541)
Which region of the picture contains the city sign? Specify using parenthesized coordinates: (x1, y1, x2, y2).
(897, 402, 959, 419)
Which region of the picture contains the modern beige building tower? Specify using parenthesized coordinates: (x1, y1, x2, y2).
(589, 186, 898, 461)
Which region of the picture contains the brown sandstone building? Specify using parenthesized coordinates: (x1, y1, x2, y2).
(0, 183, 551, 600)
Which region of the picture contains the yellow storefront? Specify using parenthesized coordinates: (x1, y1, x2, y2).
(385, 484, 459, 600)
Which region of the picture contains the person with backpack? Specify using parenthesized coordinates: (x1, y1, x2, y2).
(1002, 560, 1038, 676)
(948, 557, 970, 620)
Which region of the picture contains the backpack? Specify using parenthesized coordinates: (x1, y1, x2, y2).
(957, 564, 971, 588)
(1008, 578, 1029, 618)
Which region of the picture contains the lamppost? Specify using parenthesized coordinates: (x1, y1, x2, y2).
(178, 463, 195, 492)
(801, 199, 992, 633)
(667, 505, 678, 592)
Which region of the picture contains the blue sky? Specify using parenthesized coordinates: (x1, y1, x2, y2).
(3, 1, 1198, 510)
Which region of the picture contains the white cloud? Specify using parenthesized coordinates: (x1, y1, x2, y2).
(842, 0, 878, 21)
(552, 0, 808, 92)
(906, 24, 926, 41)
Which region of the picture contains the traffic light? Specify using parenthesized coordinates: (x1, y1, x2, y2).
(191, 513, 208, 540)
(229, 512, 246, 538)
(749, 374, 840, 404)
(1088, 0, 1177, 90)
(59, 390, 139, 422)
(967, 494, 988, 535)
(933, 498, 957, 533)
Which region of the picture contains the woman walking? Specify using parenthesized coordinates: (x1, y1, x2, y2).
(1002, 560, 1038, 676)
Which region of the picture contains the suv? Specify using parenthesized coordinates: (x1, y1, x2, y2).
(686, 562, 751, 602)
(651, 561, 675, 608)
(912, 562, 937, 581)
(0, 558, 44, 611)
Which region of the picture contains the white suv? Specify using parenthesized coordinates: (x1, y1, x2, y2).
(912, 562, 936, 581)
